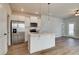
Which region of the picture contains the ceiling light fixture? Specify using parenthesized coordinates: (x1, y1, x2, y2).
(75, 9, 79, 16)
(21, 8, 24, 12)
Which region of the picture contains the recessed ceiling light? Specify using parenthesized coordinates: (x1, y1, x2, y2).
(35, 12, 39, 14)
(21, 8, 24, 12)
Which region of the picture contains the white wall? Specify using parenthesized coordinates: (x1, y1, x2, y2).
(40, 15, 63, 37)
(0, 3, 11, 54)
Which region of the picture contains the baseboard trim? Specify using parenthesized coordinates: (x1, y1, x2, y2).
(61, 36, 79, 39)
(55, 36, 63, 39)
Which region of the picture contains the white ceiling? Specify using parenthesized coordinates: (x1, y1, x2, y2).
(10, 3, 79, 19)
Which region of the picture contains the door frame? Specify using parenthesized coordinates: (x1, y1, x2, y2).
(10, 20, 12, 45)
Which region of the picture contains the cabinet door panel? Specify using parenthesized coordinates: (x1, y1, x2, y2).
(30, 34, 55, 54)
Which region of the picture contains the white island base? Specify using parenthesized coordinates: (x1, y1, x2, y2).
(29, 33, 55, 54)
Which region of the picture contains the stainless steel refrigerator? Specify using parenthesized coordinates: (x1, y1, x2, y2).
(11, 21, 25, 45)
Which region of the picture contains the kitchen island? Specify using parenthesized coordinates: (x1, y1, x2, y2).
(28, 32, 55, 54)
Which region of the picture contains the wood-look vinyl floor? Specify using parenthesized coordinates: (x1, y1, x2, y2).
(7, 37, 79, 55)
(7, 43, 29, 55)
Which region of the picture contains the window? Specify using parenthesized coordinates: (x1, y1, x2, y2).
(69, 24, 74, 35)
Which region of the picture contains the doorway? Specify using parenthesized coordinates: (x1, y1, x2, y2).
(68, 23, 74, 36)
(11, 20, 25, 45)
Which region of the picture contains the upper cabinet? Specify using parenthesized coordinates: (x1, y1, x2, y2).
(30, 16, 39, 22)
(11, 15, 26, 21)
(11, 15, 41, 27)
(30, 16, 41, 27)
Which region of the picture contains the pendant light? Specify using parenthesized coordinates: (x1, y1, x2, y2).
(48, 3, 50, 20)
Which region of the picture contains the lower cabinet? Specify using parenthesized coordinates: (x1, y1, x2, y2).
(29, 33, 55, 54)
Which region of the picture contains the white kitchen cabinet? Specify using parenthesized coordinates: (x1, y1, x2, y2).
(29, 33, 55, 54)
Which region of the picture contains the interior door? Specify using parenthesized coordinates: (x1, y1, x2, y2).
(0, 9, 8, 54)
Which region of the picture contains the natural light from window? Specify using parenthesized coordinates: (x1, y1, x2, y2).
(69, 24, 74, 36)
